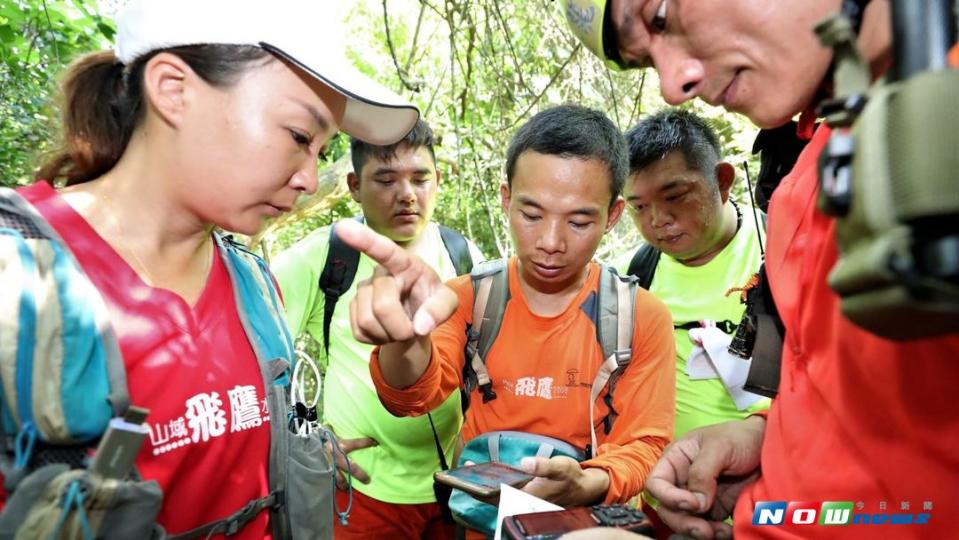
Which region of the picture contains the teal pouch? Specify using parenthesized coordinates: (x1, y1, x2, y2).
(448, 431, 584, 537)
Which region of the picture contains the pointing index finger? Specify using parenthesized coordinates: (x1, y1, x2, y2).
(335, 219, 413, 276)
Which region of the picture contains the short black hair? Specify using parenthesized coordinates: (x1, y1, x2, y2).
(624, 109, 722, 182)
(350, 119, 436, 176)
(505, 104, 628, 202)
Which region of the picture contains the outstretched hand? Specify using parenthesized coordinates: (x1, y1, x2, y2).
(335, 219, 459, 345)
(644, 416, 766, 539)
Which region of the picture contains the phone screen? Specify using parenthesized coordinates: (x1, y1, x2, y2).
(513, 508, 595, 535)
(443, 462, 532, 490)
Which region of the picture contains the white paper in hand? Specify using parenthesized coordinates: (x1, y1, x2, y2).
(686, 343, 718, 380)
(688, 326, 765, 410)
(493, 483, 563, 540)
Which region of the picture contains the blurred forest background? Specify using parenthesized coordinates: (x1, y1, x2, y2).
(1, 0, 761, 264)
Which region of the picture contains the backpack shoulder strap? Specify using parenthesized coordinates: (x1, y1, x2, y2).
(438, 225, 474, 276)
(317, 217, 364, 355)
(586, 265, 637, 457)
(218, 234, 295, 374)
(626, 243, 662, 289)
(462, 259, 509, 406)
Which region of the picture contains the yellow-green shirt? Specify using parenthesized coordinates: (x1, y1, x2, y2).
(273, 222, 483, 504)
(615, 209, 770, 438)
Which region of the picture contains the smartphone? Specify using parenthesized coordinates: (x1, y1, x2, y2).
(502, 505, 655, 539)
(433, 462, 534, 499)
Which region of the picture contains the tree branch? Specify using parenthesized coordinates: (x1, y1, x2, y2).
(403, 2, 427, 73)
(490, 0, 533, 95)
(383, 0, 422, 92)
(626, 70, 647, 127)
(498, 44, 581, 133)
(247, 154, 352, 250)
(40, 0, 61, 66)
(604, 66, 622, 127)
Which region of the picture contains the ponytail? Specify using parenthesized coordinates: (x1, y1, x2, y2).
(36, 51, 141, 186)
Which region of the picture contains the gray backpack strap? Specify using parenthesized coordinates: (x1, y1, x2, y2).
(587, 266, 636, 458)
(167, 492, 281, 539)
(264, 357, 293, 540)
(463, 259, 510, 407)
(487, 433, 500, 463)
(438, 225, 474, 276)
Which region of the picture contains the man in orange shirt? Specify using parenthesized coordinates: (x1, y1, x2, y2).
(337, 104, 676, 511)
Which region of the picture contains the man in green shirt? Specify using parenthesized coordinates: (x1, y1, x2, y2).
(616, 110, 769, 439)
(273, 119, 483, 538)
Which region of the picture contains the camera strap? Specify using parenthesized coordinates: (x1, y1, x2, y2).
(427, 413, 455, 524)
(427, 413, 449, 471)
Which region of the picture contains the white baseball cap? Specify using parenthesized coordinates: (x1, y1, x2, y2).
(115, 0, 419, 145)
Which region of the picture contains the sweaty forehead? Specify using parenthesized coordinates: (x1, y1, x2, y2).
(512, 153, 614, 205)
(627, 163, 705, 199)
(633, 150, 700, 180)
(367, 145, 436, 169)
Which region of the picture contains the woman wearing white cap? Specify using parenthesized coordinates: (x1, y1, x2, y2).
(0, 0, 418, 538)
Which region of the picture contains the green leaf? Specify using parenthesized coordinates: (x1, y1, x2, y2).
(0, 24, 14, 43)
(96, 21, 114, 41)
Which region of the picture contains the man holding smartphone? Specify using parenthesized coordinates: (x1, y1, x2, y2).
(337, 105, 675, 515)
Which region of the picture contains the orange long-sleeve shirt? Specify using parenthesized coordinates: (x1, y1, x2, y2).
(371, 259, 676, 503)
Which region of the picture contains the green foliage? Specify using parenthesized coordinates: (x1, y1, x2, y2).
(0, 0, 112, 187)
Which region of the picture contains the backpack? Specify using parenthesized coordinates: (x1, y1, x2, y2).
(317, 216, 475, 356)
(0, 187, 335, 539)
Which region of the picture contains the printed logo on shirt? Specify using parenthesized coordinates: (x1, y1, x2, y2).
(147, 385, 269, 456)
(563, 369, 592, 389)
(500, 374, 593, 401)
(752, 500, 933, 527)
(503, 376, 560, 400)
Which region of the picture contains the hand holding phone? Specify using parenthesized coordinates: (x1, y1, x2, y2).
(433, 462, 534, 499)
